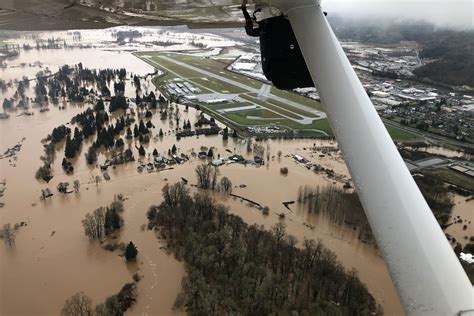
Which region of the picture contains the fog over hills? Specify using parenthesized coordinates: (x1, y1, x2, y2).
(324, 0, 473, 30)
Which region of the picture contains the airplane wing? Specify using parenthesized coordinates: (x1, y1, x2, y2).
(0, 0, 247, 30)
(1, 0, 473, 315)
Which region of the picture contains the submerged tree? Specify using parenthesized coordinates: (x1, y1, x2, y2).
(82, 207, 106, 240)
(2, 223, 15, 247)
(125, 241, 138, 262)
(195, 164, 219, 190)
(73, 180, 80, 193)
(95, 175, 102, 187)
(61, 292, 93, 316)
(146, 183, 378, 315)
(85, 146, 97, 165)
(219, 177, 232, 193)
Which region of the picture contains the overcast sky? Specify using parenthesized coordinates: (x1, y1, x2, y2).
(322, 0, 473, 30)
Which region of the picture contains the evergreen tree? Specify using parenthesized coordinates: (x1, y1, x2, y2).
(126, 127, 133, 139)
(104, 207, 123, 235)
(85, 145, 97, 165)
(64, 135, 76, 158)
(153, 148, 158, 156)
(139, 120, 148, 134)
(222, 127, 229, 140)
(159, 128, 164, 137)
(125, 241, 138, 261)
(138, 146, 145, 156)
(133, 125, 140, 138)
(95, 99, 105, 112)
(171, 144, 177, 154)
(115, 138, 125, 149)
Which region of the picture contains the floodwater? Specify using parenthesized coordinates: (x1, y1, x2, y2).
(419, 146, 473, 160)
(1, 47, 471, 315)
(446, 195, 474, 247)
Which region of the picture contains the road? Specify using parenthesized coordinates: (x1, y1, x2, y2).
(382, 118, 474, 149)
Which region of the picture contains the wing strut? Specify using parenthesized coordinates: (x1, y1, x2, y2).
(269, 1, 474, 314)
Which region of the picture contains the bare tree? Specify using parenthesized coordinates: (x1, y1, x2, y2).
(211, 166, 219, 190)
(73, 180, 80, 193)
(95, 175, 102, 187)
(2, 223, 15, 247)
(61, 292, 93, 316)
(219, 177, 232, 193)
(82, 207, 106, 240)
(195, 164, 211, 189)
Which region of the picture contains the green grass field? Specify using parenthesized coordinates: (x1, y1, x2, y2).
(247, 93, 319, 118)
(192, 77, 246, 94)
(165, 53, 263, 90)
(243, 109, 284, 119)
(241, 95, 304, 120)
(205, 102, 254, 111)
(270, 87, 324, 112)
(385, 126, 419, 141)
(423, 169, 474, 191)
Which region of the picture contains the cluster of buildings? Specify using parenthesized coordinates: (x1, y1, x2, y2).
(341, 42, 473, 142)
(343, 41, 421, 78)
(404, 156, 474, 180)
(225, 41, 473, 143)
(163, 78, 201, 96)
(369, 79, 474, 141)
(228, 54, 267, 81)
(245, 125, 287, 134)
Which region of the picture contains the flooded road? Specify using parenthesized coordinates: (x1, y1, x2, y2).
(1, 47, 471, 315)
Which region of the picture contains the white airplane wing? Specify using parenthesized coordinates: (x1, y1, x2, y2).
(1, 0, 472, 315)
(0, 0, 247, 30)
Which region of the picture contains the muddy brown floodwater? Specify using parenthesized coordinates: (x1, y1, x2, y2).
(1, 48, 472, 316)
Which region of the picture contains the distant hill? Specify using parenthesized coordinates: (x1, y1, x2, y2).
(413, 32, 474, 87)
(329, 16, 474, 87)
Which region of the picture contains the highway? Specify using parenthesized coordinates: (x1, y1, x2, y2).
(383, 118, 474, 149)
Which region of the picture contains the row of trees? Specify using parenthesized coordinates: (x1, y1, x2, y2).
(298, 185, 375, 244)
(146, 183, 378, 315)
(298, 173, 455, 245)
(61, 282, 137, 316)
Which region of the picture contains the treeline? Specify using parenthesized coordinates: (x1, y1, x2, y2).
(298, 174, 454, 245)
(35, 124, 71, 182)
(146, 183, 378, 315)
(413, 55, 474, 87)
(61, 282, 137, 316)
(413, 174, 455, 225)
(298, 185, 375, 244)
(5, 63, 128, 109)
(32, 63, 127, 103)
